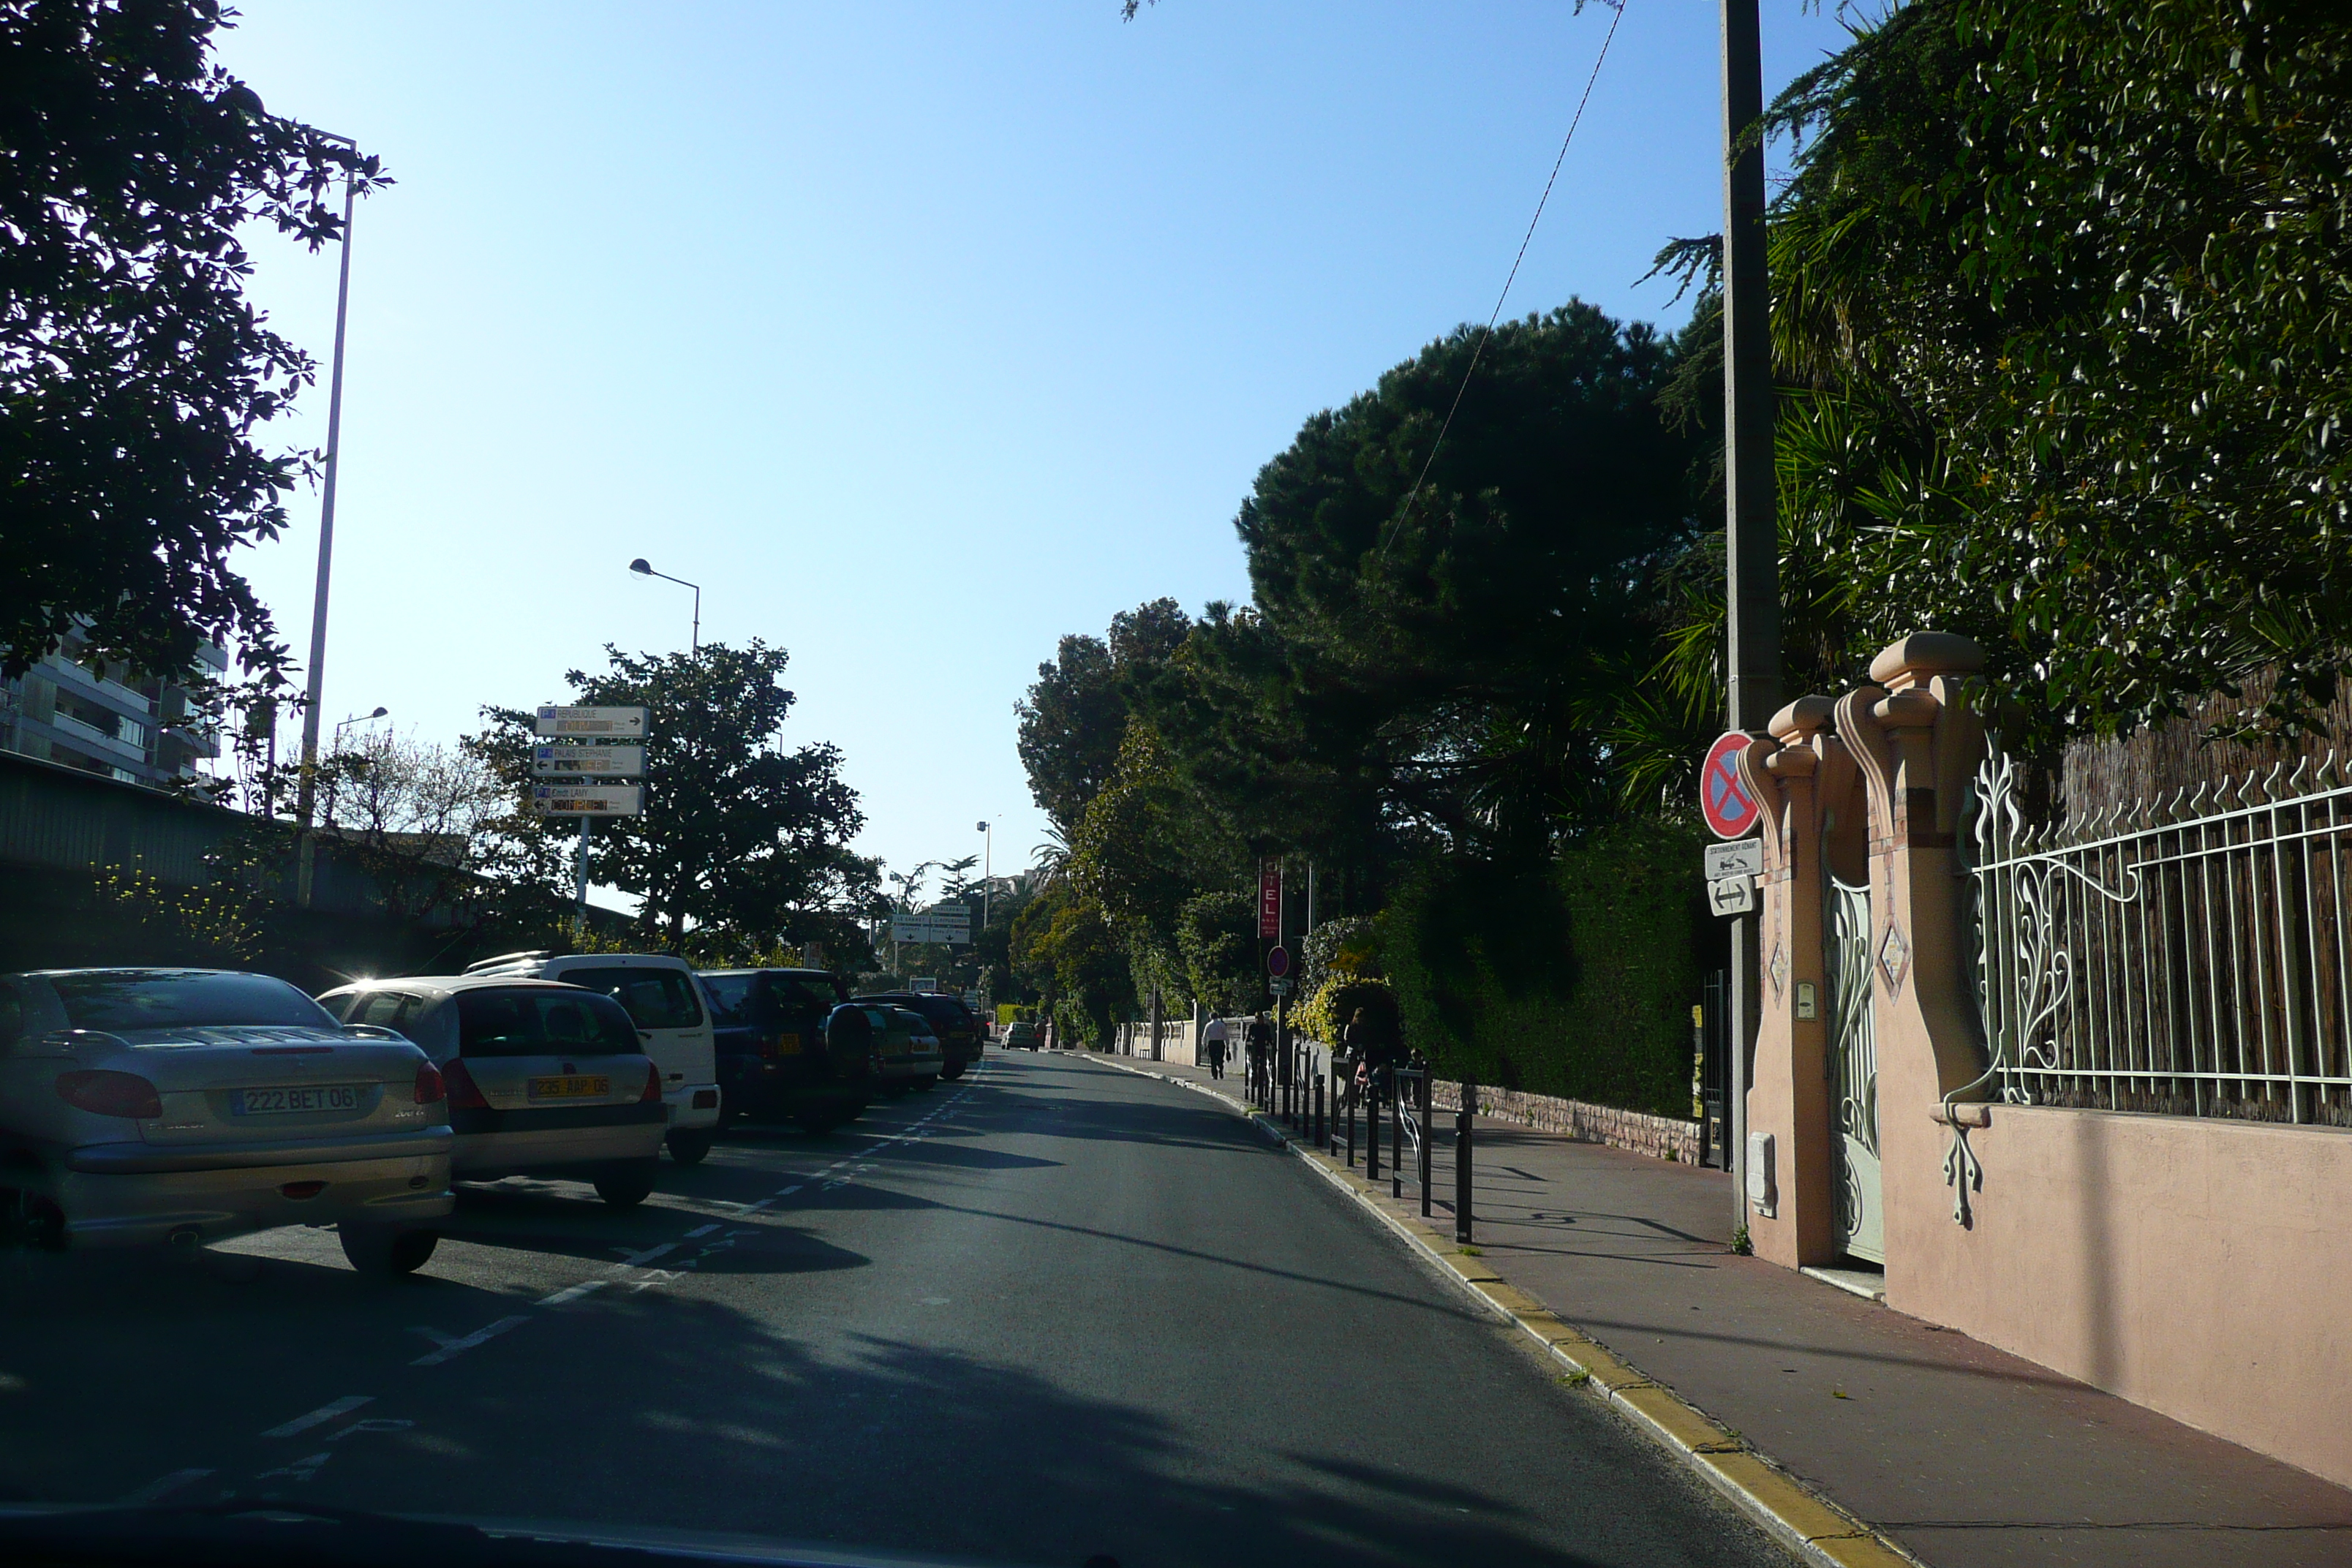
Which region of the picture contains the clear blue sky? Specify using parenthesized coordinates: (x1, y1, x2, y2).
(213, 1, 1852, 907)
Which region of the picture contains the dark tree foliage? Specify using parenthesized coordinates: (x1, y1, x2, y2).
(1014, 597, 1190, 833)
(0, 0, 384, 682)
(1759, 0, 2352, 747)
(1158, 301, 1705, 859)
(475, 641, 876, 951)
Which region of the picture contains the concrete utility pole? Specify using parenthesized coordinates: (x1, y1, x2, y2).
(295, 144, 360, 908)
(1722, 0, 1782, 1236)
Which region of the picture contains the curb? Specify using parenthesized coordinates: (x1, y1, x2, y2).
(1071, 1052, 1923, 1568)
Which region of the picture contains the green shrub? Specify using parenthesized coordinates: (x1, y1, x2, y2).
(1384, 822, 1707, 1115)
(1297, 973, 1398, 1045)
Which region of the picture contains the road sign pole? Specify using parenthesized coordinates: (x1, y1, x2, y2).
(575, 815, 592, 941)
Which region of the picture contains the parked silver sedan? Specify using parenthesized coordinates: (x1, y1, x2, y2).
(0, 968, 454, 1274)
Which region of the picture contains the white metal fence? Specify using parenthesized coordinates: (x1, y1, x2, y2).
(1969, 749, 2352, 1126)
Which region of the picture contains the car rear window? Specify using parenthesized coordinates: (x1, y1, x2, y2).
(560, 966, 704, 1030)
(51, 971, 333, 1033)
(700, 973, 753, 1026)
(457, 989, 640, 1058)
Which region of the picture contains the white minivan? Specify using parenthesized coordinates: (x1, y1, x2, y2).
(460, 952, 721, 1164)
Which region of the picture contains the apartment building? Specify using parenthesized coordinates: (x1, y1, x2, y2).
(0, 625, 225, 790)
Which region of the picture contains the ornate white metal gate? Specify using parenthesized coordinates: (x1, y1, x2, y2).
(1827, 876, 1884, 1262)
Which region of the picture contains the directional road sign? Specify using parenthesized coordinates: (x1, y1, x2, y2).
(891, 906, 973, 946)
(532, 784, 643, 817)
(533, 743, 645, 777)
(535, 705, 648, 738)
(1700, 731, 1763, 840)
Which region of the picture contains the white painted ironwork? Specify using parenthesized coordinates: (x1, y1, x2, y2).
(1826, 875, 1883, 1262)
(1969, 747, 2352, 1126)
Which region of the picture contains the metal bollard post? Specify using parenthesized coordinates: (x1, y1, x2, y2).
(1345, 1076, 1356, 1166)
(1455, 1081, 1476, 1244)
(1366, 1075, 1381, 1182)
(1418, 1070, 1433, 1218)
(1312, 1071, 1323, 1146)
(1390, 1071, 1403, 1200)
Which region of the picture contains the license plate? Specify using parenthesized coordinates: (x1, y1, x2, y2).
(232, 1085, 361, 1116)
(529, 1075, 610, 1100)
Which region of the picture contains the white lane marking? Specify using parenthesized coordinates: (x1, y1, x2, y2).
(255, 1449, 331, 1483)
(260, 1395, 373, 1439)
(777, 1185, 803, 1195)
(117, 1468, 214, 1506)
(617, 1241, 678, 1266)
(536, 1278, 611, 1308)
(682, 1222, 720, 1239)
(410, 1314, 530, 1367)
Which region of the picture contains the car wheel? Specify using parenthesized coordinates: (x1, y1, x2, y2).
(908, 1074, 938, 1093)
(666, 1128, 715, 1166)
(340, 1223, 437, 1277)
(940, 1060, 966, 1082)
(593, 1158, 660, 1207)
(794, 1104, 844, 1135)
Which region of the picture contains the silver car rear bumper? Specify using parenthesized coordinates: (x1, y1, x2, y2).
(53, 1145, 453, 1248)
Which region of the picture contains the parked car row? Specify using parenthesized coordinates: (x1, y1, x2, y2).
(0, 957, 991, 1279)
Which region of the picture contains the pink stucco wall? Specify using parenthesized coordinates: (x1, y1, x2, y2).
(1889, 1105, 2352, 1490)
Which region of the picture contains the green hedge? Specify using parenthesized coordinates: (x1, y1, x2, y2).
(1384, 823, 1708, 1116)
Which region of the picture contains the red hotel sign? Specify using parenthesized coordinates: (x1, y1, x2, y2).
(1258, 860, 1282, 940)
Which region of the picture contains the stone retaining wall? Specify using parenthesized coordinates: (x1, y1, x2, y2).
(1430, 1079, 1702, 1164)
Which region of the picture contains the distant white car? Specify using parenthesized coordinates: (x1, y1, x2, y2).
(316, 975, 670, 1207)
(0, 968, 454, 1274)
(456, 952, 723, 1164)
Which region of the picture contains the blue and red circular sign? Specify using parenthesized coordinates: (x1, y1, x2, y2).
(1700, 731, 1760, 840)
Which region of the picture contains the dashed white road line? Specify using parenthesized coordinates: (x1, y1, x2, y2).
(116, 1467, 214, 1505)
(260, 1395, 373, 1439)
(535, 1278, 611, 1309)
(682, 1222, 720, 1238)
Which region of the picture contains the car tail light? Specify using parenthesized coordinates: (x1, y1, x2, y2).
(280, 1180, 327, 1200)
(640, 1063, 663, 1103)
(413, 1062, 446, 1105)
(440, 1059, 489, 1110)
(55, 1069, 162, 1119)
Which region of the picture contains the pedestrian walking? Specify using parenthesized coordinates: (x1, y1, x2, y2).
(1346, 1006, 1395, 1105)
(1203, 1015, 1229, 1079)
(1245, 1011, 1273, 1098)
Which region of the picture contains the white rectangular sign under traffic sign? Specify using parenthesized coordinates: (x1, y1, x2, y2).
(532, 784, 643, 817)
(1704, 840, 1764, 881)
(533, 743, 645, 777)
(534, 705, 648, 738)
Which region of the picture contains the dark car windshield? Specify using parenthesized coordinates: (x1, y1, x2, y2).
(561, 966, 704, 1029)
(51, 970, 334, 1033)
(457, 988, 640, 1058)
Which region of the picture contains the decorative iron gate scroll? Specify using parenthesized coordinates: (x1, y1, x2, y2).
(1826, 875, 1883, 1262)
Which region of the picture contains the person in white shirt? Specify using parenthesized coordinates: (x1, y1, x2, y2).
(1203, 1016, 1229, 1079)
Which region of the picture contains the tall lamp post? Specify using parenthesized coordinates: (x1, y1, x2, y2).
(295, 133, 361, 908)
(976, 820, 992, 927)
(629, 558, 701, 652)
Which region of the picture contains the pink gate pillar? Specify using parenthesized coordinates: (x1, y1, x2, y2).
(1735, 696, 1844, 1265)
(1735, 634, 1987, 1272)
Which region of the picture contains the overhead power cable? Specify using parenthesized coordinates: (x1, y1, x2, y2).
(1378, 0, 1628, 561)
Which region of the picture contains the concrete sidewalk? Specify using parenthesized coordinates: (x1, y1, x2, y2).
(1095, 1049, 2352, 1568)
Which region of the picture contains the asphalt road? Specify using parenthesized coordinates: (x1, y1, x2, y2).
(0, 1051, 1787, 1568)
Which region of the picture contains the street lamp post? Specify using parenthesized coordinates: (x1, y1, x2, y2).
(629, 558, 701, 652)
(976, 820, 992, 928)
(295, 135, 361, 909)
(331, 705, 389, 750)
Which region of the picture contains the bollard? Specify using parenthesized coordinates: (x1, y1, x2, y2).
(1418, 1069, 1433, 1218)
(1345, 1075, 1357, 1166)
(1366, 1074, 1381, 1182)
(1312, 1070, 1323, 1146)
(1455, 1080, 1476, 1244)
(1390, 1071, 1403, 1200)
